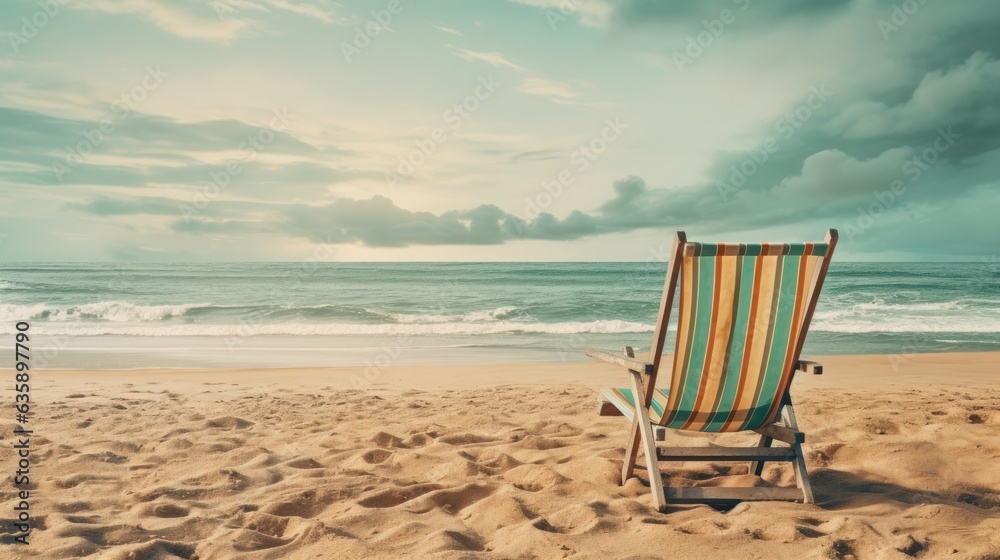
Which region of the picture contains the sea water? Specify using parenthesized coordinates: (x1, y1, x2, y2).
(0, 262, 997, 368)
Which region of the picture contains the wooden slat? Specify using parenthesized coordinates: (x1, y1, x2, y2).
(597, 398, 626, 417)
(753, 423, 805, 444)
(657, 446, 796, 462)
(585, 348, 653, 374)
(796, 360, 823, 375)
(665, 486, 803, 503)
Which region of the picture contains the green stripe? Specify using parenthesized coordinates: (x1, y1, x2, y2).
(614, 388, 666, 419)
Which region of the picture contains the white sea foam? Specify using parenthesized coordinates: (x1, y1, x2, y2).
(0, 319, 655, 337)
(372, 306, 520, 323)
(0, 302, 205, 323)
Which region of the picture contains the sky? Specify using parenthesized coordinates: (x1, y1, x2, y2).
(0, 0, 998, 262)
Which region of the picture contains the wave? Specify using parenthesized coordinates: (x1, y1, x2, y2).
(0, 302, 525, 324)
(0, 301, 206, 323)
(2, 296, 997, 336)
(0, 319, 655, 337)
(822, 299, 1000, 312)
(368, 306, 520, 323)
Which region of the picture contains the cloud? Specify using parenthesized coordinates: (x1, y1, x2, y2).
(447, 45, 524, 71)
(148, 130, 985, 256)
(609, 0, 853, 30)
(429, 22, 464, 36)
(825, 52, 1000, 139)
(517, 77, 580, 100)
(171, 218, 271, 234)
(65, 196, 181, 215)
(70, 0, 340, 43)
(0, 107, 360, 196)
(257, 0, 341, 24)
(507, 0, 613, 28)
(72, 0, 254, 42)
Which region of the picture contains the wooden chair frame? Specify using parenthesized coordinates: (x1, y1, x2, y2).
(588, 229, 837, 511)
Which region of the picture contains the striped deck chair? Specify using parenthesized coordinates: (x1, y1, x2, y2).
(587, 230, 837, 510)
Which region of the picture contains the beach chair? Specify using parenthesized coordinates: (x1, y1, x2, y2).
(588, 230, 837, 510)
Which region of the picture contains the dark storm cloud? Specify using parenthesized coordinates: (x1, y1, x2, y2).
(0, 107, 357, 194)
(610, 0, 853, 30)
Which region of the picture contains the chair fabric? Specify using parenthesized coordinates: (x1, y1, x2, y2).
(614, 242, 829, 433)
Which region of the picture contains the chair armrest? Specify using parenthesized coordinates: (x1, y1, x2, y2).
(586, 348, 654, 374)
(796, 360, 823, 375)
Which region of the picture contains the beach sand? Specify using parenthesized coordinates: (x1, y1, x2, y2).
(2, 352, 999, 559)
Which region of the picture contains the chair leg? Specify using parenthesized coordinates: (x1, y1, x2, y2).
(621, 418, 641, 482)
(627, 369, 667, 512)
(620, 346, 641, 483)
(781, 400, 815, 504)
(750, 434, 773, 476)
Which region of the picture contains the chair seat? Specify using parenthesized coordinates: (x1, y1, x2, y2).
(600, 387, 671, 424)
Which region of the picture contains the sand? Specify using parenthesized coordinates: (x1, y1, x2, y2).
(2, 352, 998, 559)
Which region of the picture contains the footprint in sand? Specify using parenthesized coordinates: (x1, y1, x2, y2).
(457, 449, 522, 475)
(829, 538, 857, 559)
(357, 483, 444, 508)
(402, 432, 435, 447)
(515, 435, 566, 450)
(139, 503, 190, 518)
(205, 416, 254, 429)
(361, 449, 393, 464)
(403, 483, 496, 515)
(261, 489, 335, 518)
(529, 421, 584, 438)
(371, 431, 407, 449)
(865, 419, 899, 435)
(284, 458, 323, 469)
(241, 511, 289, 537)
(502, 464, 570, 492)
(437, 433, 496, 445)
(111, 539, 197, 559)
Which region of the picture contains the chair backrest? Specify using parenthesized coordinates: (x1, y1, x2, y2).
(649, 230, 837, 433)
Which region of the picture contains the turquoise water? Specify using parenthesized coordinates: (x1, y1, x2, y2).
(0, 262, 997, 368)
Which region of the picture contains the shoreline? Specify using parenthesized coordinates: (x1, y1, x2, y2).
(31, 351, 1000, 392)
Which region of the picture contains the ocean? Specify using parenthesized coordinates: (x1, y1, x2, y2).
(0, 262, 997, 369)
